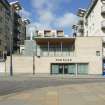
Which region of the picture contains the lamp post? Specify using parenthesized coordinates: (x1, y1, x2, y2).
(33, 52, 35, 75)
(10, 6, 13, 76)
(32, 26, 37, 75)
(10, 31, 13, 76)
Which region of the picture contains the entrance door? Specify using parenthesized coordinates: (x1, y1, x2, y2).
(59, 64, 69, 74)
(59, 64, 63, 74)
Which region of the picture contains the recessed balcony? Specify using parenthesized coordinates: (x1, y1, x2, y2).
(101, 6, 105, 15)
(101, 20, 105, 30)
(57, 31, 64, 37)
(44, 31, 51, 37)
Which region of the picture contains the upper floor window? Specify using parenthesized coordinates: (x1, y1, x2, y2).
(96, 51, 100, 56)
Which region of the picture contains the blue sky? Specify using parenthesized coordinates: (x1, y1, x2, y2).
(8, 0, 91, 35)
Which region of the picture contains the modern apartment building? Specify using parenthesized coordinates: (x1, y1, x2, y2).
(84, 0, 105, 37)
(10, 1, 22, 53)
(0, 0, 11, 59)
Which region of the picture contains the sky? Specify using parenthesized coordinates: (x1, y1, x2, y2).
(8, 0, 91, 36)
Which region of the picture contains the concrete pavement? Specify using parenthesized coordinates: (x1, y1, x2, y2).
(0, 75, 105, 96)
(0, 83, 105, 105)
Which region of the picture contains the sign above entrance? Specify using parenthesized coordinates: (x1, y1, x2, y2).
(56, 58, 72, 62)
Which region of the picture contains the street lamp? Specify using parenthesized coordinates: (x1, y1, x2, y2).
(32, 26, 37, 75)
(10, 31, 13, 76)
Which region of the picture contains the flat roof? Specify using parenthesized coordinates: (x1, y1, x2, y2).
(35, 37, 75, 45)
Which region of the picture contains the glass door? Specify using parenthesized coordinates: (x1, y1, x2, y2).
(59, 64, 63, 74)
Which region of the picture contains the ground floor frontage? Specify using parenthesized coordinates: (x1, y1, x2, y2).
(35, 56, 102, 75)
(51, 63, 88, 75)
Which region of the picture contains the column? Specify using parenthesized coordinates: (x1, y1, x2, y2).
(76, 64, 78, 77)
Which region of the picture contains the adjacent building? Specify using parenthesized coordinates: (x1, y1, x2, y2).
(0, 0, 11, 59)
(0, 0, 29, 59)
(10, 1, 22, 54)
(84, 0, 105, 37)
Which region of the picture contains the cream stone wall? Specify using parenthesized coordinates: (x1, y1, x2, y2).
(0, 56, 33, 74)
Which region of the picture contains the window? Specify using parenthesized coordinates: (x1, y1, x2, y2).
(78, 64, 88, 74)
(96, 51, 100, 56)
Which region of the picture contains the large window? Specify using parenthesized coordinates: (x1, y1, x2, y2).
(40, 45, 74, 57)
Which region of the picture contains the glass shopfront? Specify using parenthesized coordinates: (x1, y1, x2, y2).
(51, 63, 88, 75)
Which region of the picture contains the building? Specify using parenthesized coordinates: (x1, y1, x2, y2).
(24, 30, 103, 75)
(0, 0, 29, 58)
(34, 36, 102, 75)
(0, 0, 11, 59)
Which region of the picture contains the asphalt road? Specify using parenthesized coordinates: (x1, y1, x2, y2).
(0, 76, 105, 96)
